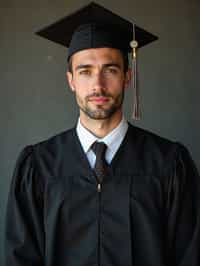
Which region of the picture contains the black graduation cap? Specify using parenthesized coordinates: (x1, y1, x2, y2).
(36, 2, 157, 58)
(36, 2, 158, 119)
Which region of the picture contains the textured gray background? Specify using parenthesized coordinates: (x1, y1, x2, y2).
(1, 0, 200, 263)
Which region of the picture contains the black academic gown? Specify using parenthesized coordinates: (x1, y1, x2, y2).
(5, 123, 200, 266)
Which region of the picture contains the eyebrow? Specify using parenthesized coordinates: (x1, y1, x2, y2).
(103, 63, 121, 69)
(75, 64, 92, 71)
(75, 63, 122, 71)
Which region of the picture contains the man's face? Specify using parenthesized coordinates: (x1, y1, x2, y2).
(67, 47, 131, 120)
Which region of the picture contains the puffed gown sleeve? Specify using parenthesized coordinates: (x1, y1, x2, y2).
(5, 146, 45, 266)
(165, 143, 200, 266)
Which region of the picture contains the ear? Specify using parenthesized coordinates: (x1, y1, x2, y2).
(66, 71, 75, 92)
(124, 68, 132, 89)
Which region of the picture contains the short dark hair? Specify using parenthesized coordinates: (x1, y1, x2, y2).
(67, 50, 129, 74)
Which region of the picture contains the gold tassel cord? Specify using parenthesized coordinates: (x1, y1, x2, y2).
(130, 40, 140, 120)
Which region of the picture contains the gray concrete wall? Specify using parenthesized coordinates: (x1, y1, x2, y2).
(1, 0, 200, 263)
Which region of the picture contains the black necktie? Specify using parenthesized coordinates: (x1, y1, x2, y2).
(91, 141, 108, 184)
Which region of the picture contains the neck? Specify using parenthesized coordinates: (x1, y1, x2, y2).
(79, 110, 123, 138)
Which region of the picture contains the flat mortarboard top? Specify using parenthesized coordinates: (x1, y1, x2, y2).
(36, 2, 158, 60)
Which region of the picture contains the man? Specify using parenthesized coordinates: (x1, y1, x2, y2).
(5, 2, 200, 266)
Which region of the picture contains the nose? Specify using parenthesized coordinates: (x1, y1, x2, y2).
(92, 71, 105, 92)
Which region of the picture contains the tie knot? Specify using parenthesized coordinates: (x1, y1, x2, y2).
(91, 141, 107, 159)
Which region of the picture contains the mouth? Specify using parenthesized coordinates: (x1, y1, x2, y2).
(88, 96, 110, 104)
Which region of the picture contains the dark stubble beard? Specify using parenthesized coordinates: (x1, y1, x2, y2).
(76, 89, 125, 120)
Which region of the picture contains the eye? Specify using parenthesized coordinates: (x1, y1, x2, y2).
(78, 69, 91, 75)
(104, 67, 118, 74)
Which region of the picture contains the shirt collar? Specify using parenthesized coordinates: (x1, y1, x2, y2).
(76, 116, 128, 153)
(102, 117, 128, 154)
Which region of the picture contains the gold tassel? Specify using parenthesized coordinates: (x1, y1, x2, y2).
(130, 39, 140, 120)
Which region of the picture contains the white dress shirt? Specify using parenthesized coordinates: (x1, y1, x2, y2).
(76, 117, 128, 168)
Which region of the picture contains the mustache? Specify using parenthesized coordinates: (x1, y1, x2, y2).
(86, 93, 112, 100)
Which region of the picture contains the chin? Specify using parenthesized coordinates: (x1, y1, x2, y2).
(84, 107, 120, 120)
